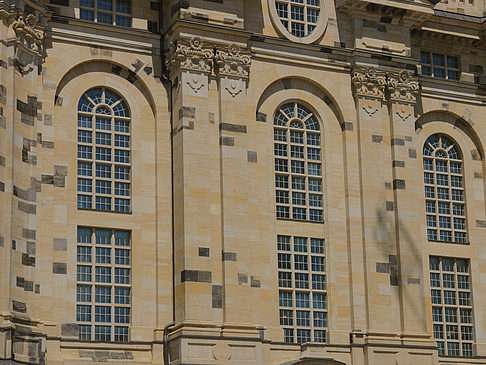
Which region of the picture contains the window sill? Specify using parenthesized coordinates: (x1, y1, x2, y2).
(428, 239, 469, 245)
(78, 208, 132, 215)
(277, 217, 324, 224)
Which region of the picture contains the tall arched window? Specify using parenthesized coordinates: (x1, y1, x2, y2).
(274, 102, 323, 222)
(77, 87, 131, 213)
(423, 134, 466, 243)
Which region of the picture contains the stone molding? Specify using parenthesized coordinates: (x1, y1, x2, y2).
(166, 37, 214, 79)
(214, 44, 251, 79)
(352, 67, 419, 104)
(352, 67, 386, 100)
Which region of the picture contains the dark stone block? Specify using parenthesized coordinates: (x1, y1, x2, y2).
(35, 284, 40, 294)
(111, 65, 122, 75)
(12, 300, 27, 313)
(0, 236, 3, 247)
(24, 281, 33, 291)
(0, 155, 5, 166)
(18, 201, 36, 214)
(386, 201, 394, 211)
(61, 323, 79, 337)
(376, 262, 390, 273)
(12, 240, 16, 250)
(220, 136, 234, 146)
(393, 179, 406, 190)
(17, 100, 36, 116)
(238, 273, 248, 285)
(54, 175, 66, 187)
(22, 229, 36, 240)
(53, 262, 67, 274)
(256, 112, 267, 122)
(251, 276, 261, 288)
(385, 182, 391, 190)
(389, 255, 398, 265)
(198, 247, 210, 257)
(0, 116, 5, 128)
(408, 148, 417, 159)
(248, 151, 257, 163)
(391, 138, 405, 146)
(404, 136, 413, 142)
(54, 165, 68, 176)
(469, 64, 483, 73)
(131, 59, 144, 73)
(26, 242, 35, 255)
(407, 277, 420, 285)
(21, 113, 34, 126)
(53, 238, 67, 251)
(181, 270, 198, 282)
(212, 285, 223, 308)
(30, 178, 41, 192)
(372, 135, 383, 143)
(198, 271, 212, 283)
(0, 181, 4, 192)
(222, 252, 237, 261)
(179, 106, 195, 119)
(392, 160, 405, 168)
(476, 220, 486, 229)
(474, 172, 483, 179)
(16, 277, 24, 288)
(44, 114, 52, 125)
(144, 66, 153, 75)
(13, 186, 36, 202)
(390, 275, 399, 286)
(41, 141, 54, 149)
(41, 175, 54, 184)
(471, 149, 481, 161)
(343, 122, 353, 131)
(219, 123, 247, 133)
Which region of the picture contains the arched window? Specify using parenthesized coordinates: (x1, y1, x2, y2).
(423, 134, 466, 243)
(77, 87, 131, 213)
(274, 0, 320, 38)
(274, 102, 323, 222)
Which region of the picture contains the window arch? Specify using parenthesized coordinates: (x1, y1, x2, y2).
(274, 101, 323, 222)
(77, 87, 131, 213)
(423, 134, 467, 243)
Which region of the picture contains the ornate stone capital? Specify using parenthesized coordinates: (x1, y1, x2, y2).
(214, 44, 251, 79)
(386, 71, 419, 104)
(166, 37, 214, 79)
(352, 67, 386, 100)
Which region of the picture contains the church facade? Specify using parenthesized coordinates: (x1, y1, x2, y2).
(1, 0, 486, 364)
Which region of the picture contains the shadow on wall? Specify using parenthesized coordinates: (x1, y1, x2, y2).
(375, 204, 425, 324)
(244, 0, 265, 34)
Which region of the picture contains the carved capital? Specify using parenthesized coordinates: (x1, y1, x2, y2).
(352, 67, 386, 100)
(386, 71, 419, 104)
(166, 37, 214, 79)
(214, 44, 251, 79)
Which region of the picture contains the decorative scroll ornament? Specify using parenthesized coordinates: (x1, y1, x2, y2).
(214, 44, 251, 79)
(351, 67, 386, 99)
(387, 71, 419, 103)
(166, 37, 214, 78)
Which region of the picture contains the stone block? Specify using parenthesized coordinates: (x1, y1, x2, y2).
(179, 106, 195, 119)
(372, 135, 383, 143)
(0, 236, 3, 247)
(41, 175, 54, 184)
(376, 263, 390, 273)
(212, 285, 223, 308)
(408, 148, 417, 159)
(53, 262, 67, 274)
(16, 277, 24, 288)
(238, 273, 248, 285)
(0, 181, 4, 192)
(54, 175, 66, 187)
(220, 136, 234, 146)
(61, 323, 79, 338)
(0, 155, 5, 166)
(393, 179, 406, 190)
(256, 112, 267, 122)
(18, 201, 36, 214)
(407, 277, 420, 285)
(343, 122, 353, 131)
(26, 242, 36, 255)
(0, 116, 5, 128)
(251, 276, 261, 288)
(391, 138, 405, 146)
(198, 247, 210, 257)
(219, 123, 247, 133)
(392, 160, 405, 168)
(247, 151, 257, 163)
(471, 149, 481, 161)
(477, 220, 486, 229)
(386, 201, 394, 211)
(35, 284, 40, 294)
(24, 281, 33, 292)
(22, 229, 36, 240)
(222, 252, 237, 261)
(12, 300, 27, 313)
(53, 238, 67, 251)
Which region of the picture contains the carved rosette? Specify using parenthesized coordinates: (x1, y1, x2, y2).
(352, 67, 386, 100)
(214, 44, 251, 80)
(386, 71, 419, 104)
(166, 37, 214, 79)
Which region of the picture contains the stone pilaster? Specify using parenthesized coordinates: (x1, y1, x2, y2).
(385, 71, 431, 345)
(166, 37, 217, 326)
(214, 44, 256, 330)
(352, 67, 402, 340)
